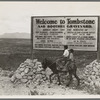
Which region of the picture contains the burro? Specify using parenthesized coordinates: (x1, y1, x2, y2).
(35, 19, 58, 24)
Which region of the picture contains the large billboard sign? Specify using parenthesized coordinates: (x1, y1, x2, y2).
(32, 16, 98, 51)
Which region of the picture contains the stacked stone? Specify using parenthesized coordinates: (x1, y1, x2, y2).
(83, 60, 100, 89)
(10, 59, 47, 85)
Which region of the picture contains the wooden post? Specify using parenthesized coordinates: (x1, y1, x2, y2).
(97, 16, 100, 62)
(31, 17, 34, 60)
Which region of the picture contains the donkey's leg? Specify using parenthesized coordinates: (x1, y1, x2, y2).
(73, 69, 80, 86)
(66, 71, 73, 87)
(57, 73, 61, 85)
(49, 73, 54, 83)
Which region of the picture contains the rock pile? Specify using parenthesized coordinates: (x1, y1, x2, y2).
(10, 59, 47, 86)
(0, 67, 13, 77)
(83, 60, 100, 90)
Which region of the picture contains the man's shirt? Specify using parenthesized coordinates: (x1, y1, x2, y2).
(63, 49, 69, 57)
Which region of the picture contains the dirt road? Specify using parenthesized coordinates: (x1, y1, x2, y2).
(0, 75, 89, 95)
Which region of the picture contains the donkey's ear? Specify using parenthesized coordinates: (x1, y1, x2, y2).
(44, 58, 47, 61)
(42, 58, 46, 61)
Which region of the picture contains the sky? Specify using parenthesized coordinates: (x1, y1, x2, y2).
(0, 1, 100, 35)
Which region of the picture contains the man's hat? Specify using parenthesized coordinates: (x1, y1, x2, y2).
(64, 45, 68, 49)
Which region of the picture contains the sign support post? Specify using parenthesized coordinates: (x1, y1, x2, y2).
(31, 17, 34, 60)
(97, 16, 100, 62)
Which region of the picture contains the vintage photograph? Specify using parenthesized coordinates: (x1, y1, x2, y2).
(0, 1, 100, 98)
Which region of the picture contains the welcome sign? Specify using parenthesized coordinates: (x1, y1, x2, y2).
(32, 16, 98, 51)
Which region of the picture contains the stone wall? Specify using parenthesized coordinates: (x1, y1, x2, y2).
(83, 60, 100, 92)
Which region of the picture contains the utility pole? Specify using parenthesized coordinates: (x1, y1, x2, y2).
(97, 16, 100, 62)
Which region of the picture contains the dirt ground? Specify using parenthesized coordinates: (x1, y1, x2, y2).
(0, 74, 90, 96)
